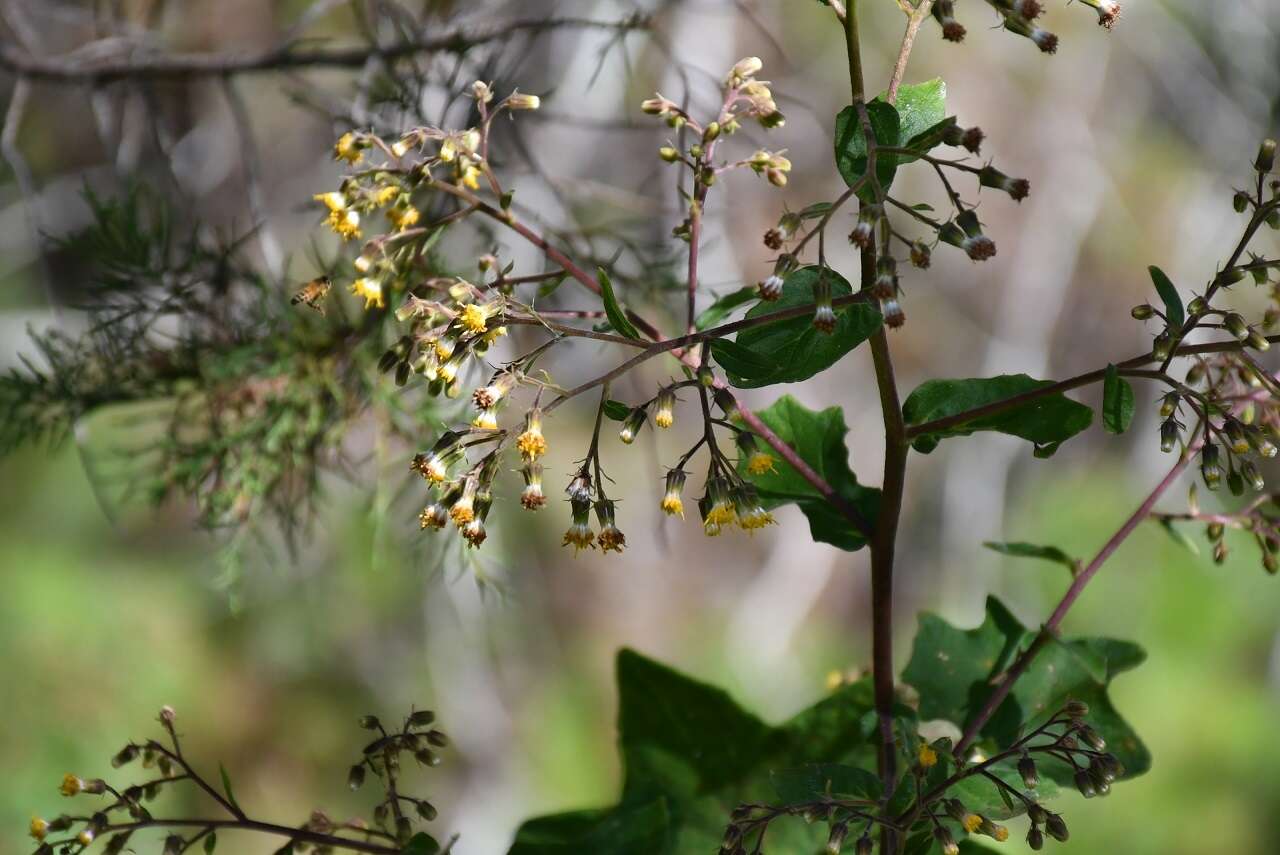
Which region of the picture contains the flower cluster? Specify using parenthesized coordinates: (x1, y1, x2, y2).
(26, 706, 449, 854)
(720, 701, 1121, 855)
(931, 0, 1121, 52)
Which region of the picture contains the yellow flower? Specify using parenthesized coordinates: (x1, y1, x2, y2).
(387, 204, 420, 231)
(314, 191, 347, 212)
(461, 518, 487, 548)
(459, 303, 490, 334)
(507, 92, 541, 111)
(77, 828, 95, 846)
(350, 277, 384, 309)
(990, 824, 1009, 842)
(472, 407, 498, 431)
(746, 451, 777, 475)
(373, 185, 399, 207)
(516, 428, 547, 461)
(459, 163, 482, 191)
(918, 743, 938, 769)
(660, 494, 684, 518)
(449, 480, 478, 527)
(29, 817, 49, 841)
(962, 814, 983, 834)
(419, 504, 449, 530)
(60, 773, 84, 796)
(326, 208, 361, 240)
(334, 132, 363, 165)
(562, 523, 595, 553)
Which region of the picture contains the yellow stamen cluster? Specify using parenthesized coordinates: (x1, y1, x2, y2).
(962, 814, 983, 834)
(373, 185, 399, 207)
(387, 204, 420, 231)
(562, 523, 595, 553)
(746, 451, 777, 475)
(59, 774, 84, 797)
(419, 504, 448, 530)
(459, 303, 490, 334)
(598, 525, 626, 553)
(334, 131, 363, 165)
(517, 430, 547, 460)
(918, 743, 938, 769)
(29, 817, 49, 841)
(326, 208, 361, 240)
(350, 277, 385, 309)
(661, 493, 684, 518)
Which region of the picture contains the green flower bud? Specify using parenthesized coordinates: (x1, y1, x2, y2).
(1131, 303, 1155, 320)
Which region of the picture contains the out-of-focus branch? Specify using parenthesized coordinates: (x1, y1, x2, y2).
(0, 15, 651, 82)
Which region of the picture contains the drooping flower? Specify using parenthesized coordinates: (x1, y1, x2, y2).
(350, 277, 385, 309)
(334, 131, 364, 165)
(562, 498, 596, 553)
(516, 409, 548, 461)
(596, 500, 626, 553)
(661, 469, 687, 518)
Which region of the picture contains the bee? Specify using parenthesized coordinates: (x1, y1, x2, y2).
(291, 275, 332, 314)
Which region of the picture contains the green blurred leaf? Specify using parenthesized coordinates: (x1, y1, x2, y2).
(695, 286, 758, 330)
(204, 834, 217, 854)
(901, 597, 1150, 788)
(598, 267, 643, 341)
(218, 763, 243, 815)
(1148, 265, 1184, 328)
(725, 266, 882, 388)
(891, 79, 947, 163)
(902, 374, 1094, 457)
(983, 541, 1079, 574)
(510, 649, 879, 854)
(709, 339, 780, 381)
(1158, 518, 1200, 555)
(770, 763, 880, 806)
(401, 833, 441, 854)
(602, 400, 631, 421)
(834, 101, 900, 197)
(1102, 364, 1135, 435)
(739, 396, 880, 551)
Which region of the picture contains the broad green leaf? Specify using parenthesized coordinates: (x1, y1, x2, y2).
(770, 763, 880, 806)
(510, 649, 879, 855)
(892, 79, 947, 163)
(739, 396, 880, 551)
(401, 833, 442, 855)
(902, 374, 1094, 457)
(602, 400, 631, 421)
(983, 541, 1079, 574)
(726, 266, 882, 388)
(218, 763, 243, 815)
(901, 597, 1150, 789)
(834, 101, 900, 196)
(598, 267, 644, 341)
(1148, 265, 1184, 328)
(1102, 364, 1135, 434)
(695, 286, 757, 330)
(709, 339, 780, 381)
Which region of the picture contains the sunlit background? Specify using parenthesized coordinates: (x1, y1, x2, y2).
(3, 1, 1280, 853)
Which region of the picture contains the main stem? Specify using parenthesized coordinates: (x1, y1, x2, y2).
(843, 0, 909, 820)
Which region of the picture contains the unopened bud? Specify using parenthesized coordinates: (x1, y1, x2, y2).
(1131, 304, 1154, 320)
(1256, 139, 1277, 173)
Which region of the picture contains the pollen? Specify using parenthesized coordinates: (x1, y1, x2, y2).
(350, 277, 385, 309)
(562, 524, 596, 553)
(334, 131, 363, 165)
(516, 430, 547, 460)
(962, 814, 983, 834)
(746, 452, 777, 475)
(460, 303, 489, 333)
(59, 774, 84, 797)
(918, 743, 938, 769)
(661, 494, 684, 518)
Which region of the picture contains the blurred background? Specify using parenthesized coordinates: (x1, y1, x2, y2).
(3, 1, 1280, 853)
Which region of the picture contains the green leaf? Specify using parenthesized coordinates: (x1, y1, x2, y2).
(891, 79, 947, 163)
(204, 834, 217, 853)
(695, 286, 757, 330)
(1158, 518, 1200, 555)
(983, 541, 1080, 574)
(1102, 364, 1135, 434)
(901, 596, 1150, 789)
(902, 374, 1094, 457)
(510, 650, 879, 855)
(401, 833, 442, 855)
(740, 396, 880, 551)
(834, 101, 900, 197)
(218, 763, 243, 815)
(709, 339, 780, 381)
(598, 267, 644, 341)
(602, 400, 631, 421)
(726, 266, 882, 388)
(770, 763, 880, 806)
(1148, 265, 1184, 328)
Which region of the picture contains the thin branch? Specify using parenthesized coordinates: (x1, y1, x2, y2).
(0, 16, 651, 82)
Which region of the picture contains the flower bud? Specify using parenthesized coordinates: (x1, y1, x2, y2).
(910, 240, 932, 269)
(932, 1, 967, 41)
(1187, 295, 1208, 315)
(1256, 139, 1277, 173)
(619, 407, 647, 444)
(658, 146, 681, 163)
(1131, 304, 1154, 320)
(1026, 826, 1045, 851)
(1201, 443, 1222, 491)
(1225, 312, 1250, 341)
(1234, 190, 1251, 213)
(1045, 813, 1069, 842)
(979, 165, 1030, 201)
(934, 826, 960, 855)
(1018, 753, 1039, 789)
(1151, 331, 1174, 361)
